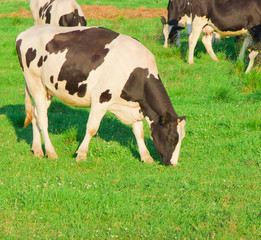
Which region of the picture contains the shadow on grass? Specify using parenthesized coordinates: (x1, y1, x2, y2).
(0, 101, 161, 163)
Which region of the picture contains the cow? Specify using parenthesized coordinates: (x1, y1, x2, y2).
(30, 0, 87, 27)
(165, 0, 261, 64)
(15, 25, 186, 166)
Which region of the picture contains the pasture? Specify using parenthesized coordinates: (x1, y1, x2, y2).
(0, 0, 260, 239)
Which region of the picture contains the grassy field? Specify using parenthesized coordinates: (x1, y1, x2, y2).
(0, 1, 260, 239)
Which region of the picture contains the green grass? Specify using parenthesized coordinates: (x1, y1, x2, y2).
(0, 2, 261, 239)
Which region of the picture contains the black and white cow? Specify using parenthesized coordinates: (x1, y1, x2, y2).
(16, 25, 186, 166)
(30, 0, 87, 26)
(166, 0, 261, 64)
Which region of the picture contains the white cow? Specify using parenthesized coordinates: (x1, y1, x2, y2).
(30, 0, 86, 26)
(16, 25, 186, 166)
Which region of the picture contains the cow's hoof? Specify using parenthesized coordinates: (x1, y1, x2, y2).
(46, 151, 58, 159)
(33, 150, 44, 158)
(32, 147, 44, 158)
(75, 153, 87, 162)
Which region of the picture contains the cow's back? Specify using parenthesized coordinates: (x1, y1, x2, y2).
(205, 0, 261, 31)
(30, 0, 86, 26)
(52, 0, 86, 26)
(16, 26, 158, 107)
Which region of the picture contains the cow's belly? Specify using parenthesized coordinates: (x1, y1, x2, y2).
(109, 100, 144, 125)
(40, 52, 92, 107)
(46, 84, 91, 107)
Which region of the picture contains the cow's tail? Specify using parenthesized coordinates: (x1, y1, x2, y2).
(24, 84, 33, 127)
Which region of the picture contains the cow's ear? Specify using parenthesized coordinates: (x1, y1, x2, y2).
(161, 16, 167, 25)
(159, 112, 172, 125)
(178, 116, 186, 125)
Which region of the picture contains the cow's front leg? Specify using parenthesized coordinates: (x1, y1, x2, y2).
(188, 17, 208, 64)
(76, 106, 106, 162)
(163, 24, 170, 48)
(132, 121, 154, 164)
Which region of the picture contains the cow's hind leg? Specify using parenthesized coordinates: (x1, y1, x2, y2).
(34, 94, 56, 159)
(132, 121, 154, 164)
(76, 105, 106, 162)
(245, 50, 259, 73)
(26, 74, 57, 159)
(31, 97, 52, 157)
(24, 85, 44, 157)
(201, 34, 219, 61)
(31, 108, 44, 157)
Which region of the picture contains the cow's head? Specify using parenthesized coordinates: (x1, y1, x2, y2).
(59, 9, 87, 27)
(166, 0, 192, 36)
(151, 112, 186, 166)
(161, 16, 184, 47)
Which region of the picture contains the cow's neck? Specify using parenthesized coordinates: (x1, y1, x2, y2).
(120, 67, 178, 124)
(139, 73, 178, 124)
(183, 0, 193, 17)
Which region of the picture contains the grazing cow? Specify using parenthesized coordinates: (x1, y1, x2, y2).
(166, 0, 261, 64)
(15, 25, 186, 166)
(30, 0, 87, 26)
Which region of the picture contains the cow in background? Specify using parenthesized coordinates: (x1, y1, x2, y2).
(165, 0, 261, 64)
(16, 25, 186, 166)
(30, 0, 87, 26)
